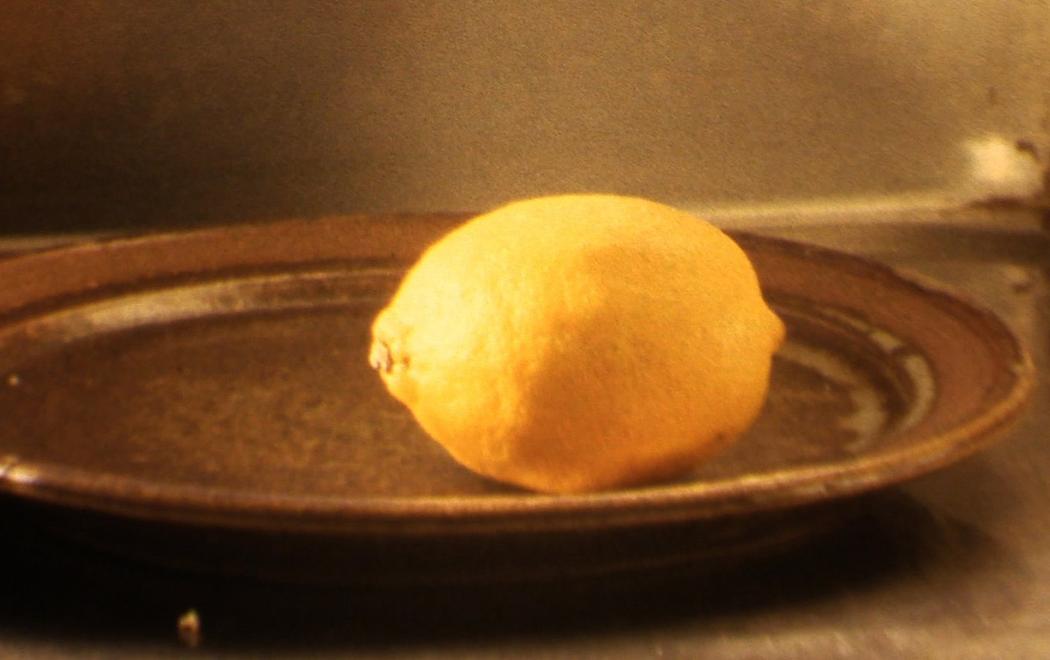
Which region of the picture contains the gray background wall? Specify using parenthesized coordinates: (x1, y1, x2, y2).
(2, 0, 1048, 232)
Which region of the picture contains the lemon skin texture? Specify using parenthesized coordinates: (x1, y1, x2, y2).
(369, 194, 785, 493)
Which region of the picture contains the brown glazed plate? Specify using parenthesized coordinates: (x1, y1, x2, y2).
(0, 214, 1035, 584)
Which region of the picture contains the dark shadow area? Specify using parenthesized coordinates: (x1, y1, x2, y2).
(0, 168, 377, 235)
(0, 487, 1011, 655)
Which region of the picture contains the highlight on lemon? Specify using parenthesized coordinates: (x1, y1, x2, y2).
(369, 194, 785, 493)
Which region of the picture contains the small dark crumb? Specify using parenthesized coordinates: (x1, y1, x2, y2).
(177, 609, 202, 648)
(1014, 139, 1039, 159)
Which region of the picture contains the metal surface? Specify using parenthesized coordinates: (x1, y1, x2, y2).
(0, 216, 1048, 656)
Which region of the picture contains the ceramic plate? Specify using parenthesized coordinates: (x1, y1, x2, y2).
(0, 215, 1034, 583)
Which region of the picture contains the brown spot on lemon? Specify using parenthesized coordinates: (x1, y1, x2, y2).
(369, 194, 784, 493)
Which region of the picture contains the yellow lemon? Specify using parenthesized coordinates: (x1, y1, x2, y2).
(369, 194, 784, 493)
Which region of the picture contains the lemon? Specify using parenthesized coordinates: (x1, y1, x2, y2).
(369, 194, 784, 493)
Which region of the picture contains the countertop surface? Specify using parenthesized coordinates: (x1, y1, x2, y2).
(0, 216, 1047, 658)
